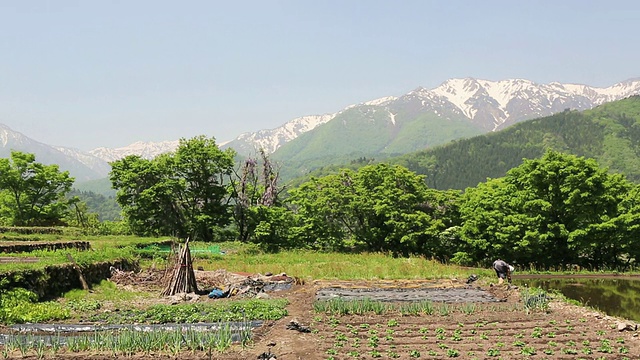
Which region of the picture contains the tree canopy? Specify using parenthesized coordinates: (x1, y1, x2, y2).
(0, 151, 74, 226)
(110, 136, 236, 241)
(288, 163, 459, 257)
(458, 150, 637, 269)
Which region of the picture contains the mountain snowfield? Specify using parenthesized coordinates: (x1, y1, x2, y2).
(224, 77, 640, 156)
(89, 140, 181, 162)
(1, 77, 639, 183)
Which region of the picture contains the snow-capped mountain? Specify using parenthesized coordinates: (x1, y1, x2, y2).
(3, 77, 640, 182)
(228, 77, 640, 155)
(222, 114, 337, 156)
(0, 124, 110, 181)
(89, 140, 180, 162)
(431, 77, 640, 130)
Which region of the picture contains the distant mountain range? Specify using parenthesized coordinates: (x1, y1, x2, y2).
(227, 77, 640, 160)
(1, 77, 639, 184)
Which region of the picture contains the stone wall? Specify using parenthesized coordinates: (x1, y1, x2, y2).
(0, 241, 91, 254)
(0, 259, 139, 300)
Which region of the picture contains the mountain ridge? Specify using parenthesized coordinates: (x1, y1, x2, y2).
(227, 77, 640, 158)
(1, 77, 639, 184)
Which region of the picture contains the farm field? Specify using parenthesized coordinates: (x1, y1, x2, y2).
(1, 237, 640, 359)
(2, 278, 640, 359)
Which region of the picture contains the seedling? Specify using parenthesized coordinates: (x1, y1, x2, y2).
(486, 348, 500, 357)
(446, 349, 460, 357)
(520, 346, 536, 356)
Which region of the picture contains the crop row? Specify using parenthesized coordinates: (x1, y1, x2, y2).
(1, 325, 251, 359)
(312, 314, 635, 359)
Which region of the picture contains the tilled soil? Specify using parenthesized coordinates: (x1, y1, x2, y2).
(3, 279, 640, 359)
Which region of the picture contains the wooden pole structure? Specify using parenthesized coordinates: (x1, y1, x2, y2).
(161, 239, 199, 296)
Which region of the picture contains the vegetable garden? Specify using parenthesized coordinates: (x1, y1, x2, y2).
(1, 235, 640, 359)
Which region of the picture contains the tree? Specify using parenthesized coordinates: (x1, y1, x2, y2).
(459, 150, 633, 269)
(289, 163, 455, 256)
(0, 151, 75, 226)
(231, 149, 285, 244)
(110, 136, 236, 241)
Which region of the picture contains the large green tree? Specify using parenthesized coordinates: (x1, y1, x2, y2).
(0, 151, 75, 226)
(110, 136, 236, 241)
(289, 163, 458, 256)
(459, 150, 635, 269)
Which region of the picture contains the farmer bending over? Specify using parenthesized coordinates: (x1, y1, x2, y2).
(492, 259, 513, 285)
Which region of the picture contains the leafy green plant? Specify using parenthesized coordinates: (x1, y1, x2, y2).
(520, 346, 536, 356)
(0, 288, 70, 324)
(598, 339, 613, 353)
(520, 287, 550, 313)
(486, 348, 500, 357)
(446, 348, 459, 357)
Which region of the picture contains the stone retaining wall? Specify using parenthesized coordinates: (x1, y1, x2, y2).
(0, 241, 91, 254)
(0, 259, 139, 300)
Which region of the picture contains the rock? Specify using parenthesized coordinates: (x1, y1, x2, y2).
(255, 292, 271, 299)
(616, 321, 637, 332)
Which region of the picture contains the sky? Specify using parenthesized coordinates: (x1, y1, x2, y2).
(1, 1, 639, 151)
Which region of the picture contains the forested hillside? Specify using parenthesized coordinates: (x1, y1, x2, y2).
(387, 96, 640, 190)
(272, 105, 483, 180)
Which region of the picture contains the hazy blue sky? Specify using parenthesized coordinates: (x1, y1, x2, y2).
(1, 1, 638, 150)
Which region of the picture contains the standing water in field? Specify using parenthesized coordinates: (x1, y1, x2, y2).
(513, 276, 640, 322)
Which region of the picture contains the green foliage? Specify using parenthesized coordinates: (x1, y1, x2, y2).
(0, 288, 70, 324)
(458, 150, 637, 269)
(269, 105, 482, 181)
(110, 136, 236, 241)
(88, 299, 288, 324)
(520, 288, 550, 313)
(230, 150, 290, 248)
(67, 189, 121, 222)
(387, 96, 640, 190)
(288, 163, 460, 256)
(0, 151, 75, 226)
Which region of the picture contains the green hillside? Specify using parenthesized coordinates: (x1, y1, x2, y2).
(388, 96, 640, 190)
(272, 105, 483, 180)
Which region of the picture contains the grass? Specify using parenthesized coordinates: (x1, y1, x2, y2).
(64, 279, 150, 302)
(193, 247, 485, 280)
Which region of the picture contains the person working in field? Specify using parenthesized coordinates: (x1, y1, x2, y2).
(492, 259, 514, 285)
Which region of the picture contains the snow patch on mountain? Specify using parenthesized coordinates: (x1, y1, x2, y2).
(0, 124, 28, 147)
(430, 77, 640, 130)
(88, 77, 640, 159)
(89, 140, 180, 162)
(231, 113, 336, 154)
(363, 96, 398, 106)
